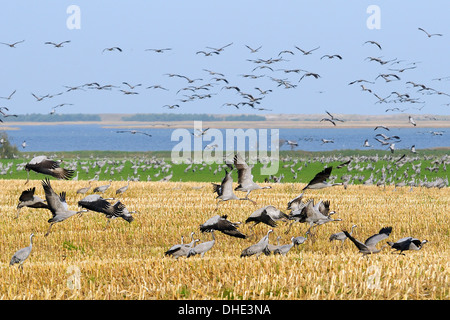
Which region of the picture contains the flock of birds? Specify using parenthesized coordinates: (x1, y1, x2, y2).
(1, 26, 450, 129)
(8, 151, 434, 268)
(10, 155, 136, 269)
(4, 26, 447, 267)
(163, 153, 430, 260)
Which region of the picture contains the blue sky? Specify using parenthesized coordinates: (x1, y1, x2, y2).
(0, 1, 449, 115)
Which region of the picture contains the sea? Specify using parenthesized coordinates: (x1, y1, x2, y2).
(2, 124, 449, 153)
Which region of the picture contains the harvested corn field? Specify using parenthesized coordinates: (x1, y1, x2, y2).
(0, 179, 448, 300)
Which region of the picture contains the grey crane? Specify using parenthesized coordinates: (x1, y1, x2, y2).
(165, 232, 200, 259)
(233, 153, 272, 203)
(286, 198, 338, 235)
(1, 40, 25, 48)
(285, 193, 308, 234)
(418, 27, 443, 38)
(287, 193, 306, 212)
(240, 229, 273, 258)
(116, 130, 152, 137)
(329, 224, 357, 248)
(265, 235, 282, 254)
(245, 205, 289, 231)
(44, 40, 71, 48)
(24, 155, 74, 184)
(93, 180, 112, 193)
(292, 231, 310, 247)
(10, 233, 34, 269)
(107, 201, 135, 228)
(187, 231, 216, 258)
(16, 187, 49, 219)
(273, 237, 296, 256)
(102, 46, 122, 53)
(212, 169, 255, 209)
(290, 199, 341, 239)
(343, 226, 392, 255)
(76, 181, 92, 194)
(199, 214, 246, 239)
(115, 180, 130, 195)
(41, 178, 87, 237)
(302, 167, 342, 190)
(387, 237, 428, 255)
(77, 195, 131, 229)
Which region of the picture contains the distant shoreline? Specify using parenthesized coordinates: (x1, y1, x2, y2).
(1, 120, 450, 129)
(0, 113, 449, 129)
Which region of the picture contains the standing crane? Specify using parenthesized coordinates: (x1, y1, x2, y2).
(329, 224, 357, 248)
(165, 232, 200, 259)
(115, 180, 130, 195)
(273, 237, 296, 256)
(240, 229, 273, 257)
(187, 231, 216, 258)
(76, 181, 92, 194)
(10, 233, 34, 269)
(293, 231, 310, 247)
(93, 180, 112, 193)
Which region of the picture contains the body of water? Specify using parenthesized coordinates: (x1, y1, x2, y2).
(2, 124, 448, 152)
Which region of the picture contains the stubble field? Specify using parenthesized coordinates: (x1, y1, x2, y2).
(0, 179, 448, 300)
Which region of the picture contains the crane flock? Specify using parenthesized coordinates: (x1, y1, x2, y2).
(8, 149, 433, 269)
(3, 27, 443, 268)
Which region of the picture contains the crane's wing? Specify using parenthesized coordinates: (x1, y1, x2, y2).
(259, 208, 279, 227)
(59, 191, 69, 211)
(302, 199, 322, 219)
(265, 205, 289, 221)
(287, 193, 304, 210)
(318, 200, 331, 216)
(365, 226, 392, 247)
(233, 154, 254, 186)
(78, 195, 112, 213)
(220, 170, 234, 195)
(220, 228, 246, 239)
(19, 187, 36, 202)
(211, 183, 222, 196)
(343, 231, 367, 251)
(41, 178, 67, 216)
(336, 160, 351, 169)
(302, 167, 332, 190)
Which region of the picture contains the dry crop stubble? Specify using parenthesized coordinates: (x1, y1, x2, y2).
(0, 180, 448, 299)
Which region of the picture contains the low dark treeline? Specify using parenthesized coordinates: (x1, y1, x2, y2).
(121, 113, 266, 121)
(10, 113, 102, 122)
